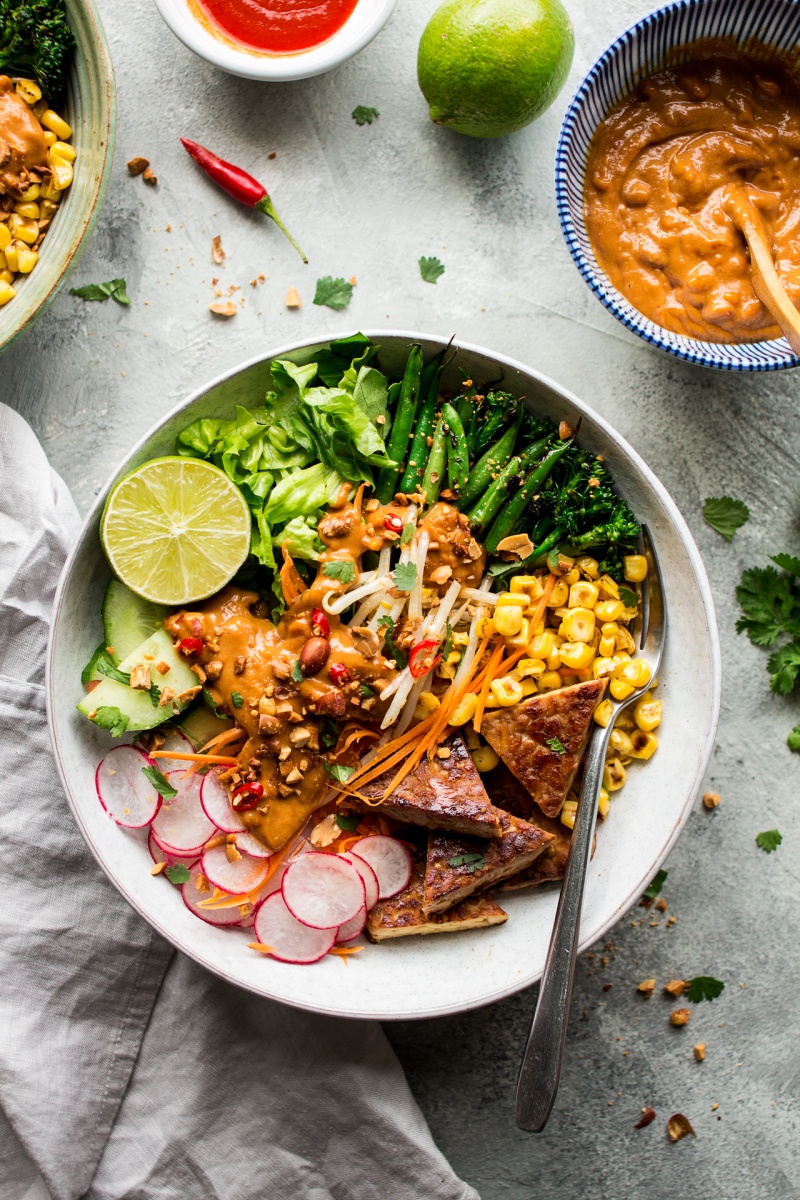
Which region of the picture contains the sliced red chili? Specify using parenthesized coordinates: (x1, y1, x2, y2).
(409, 639, 442, 679)
(311, 608, 330, 638)
(384, 513, 403, 534)
(328, 662, 351, 686)
(178, 636, 204, 656)
(231, 782, 264, 812)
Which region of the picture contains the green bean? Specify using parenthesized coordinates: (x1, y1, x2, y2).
(484, 471, 540, 555)
(467, 454, 523, 533)
(456, 410, 523, 511)
(421, 415, 447, 507)
(376, 344, 424, 503)
(398, 352, 444, 494)
(522, 435, 574, 492)
(441, 402, 469, 495)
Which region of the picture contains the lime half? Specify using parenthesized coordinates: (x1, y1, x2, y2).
(101, 457, 251, 605)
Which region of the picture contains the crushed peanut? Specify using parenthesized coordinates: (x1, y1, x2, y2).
(637, 978, 656, 998)
(666, 1113, 696, 1142)
(211, 235, 225, 264)
(703, 791, 721, 808)
(209, 300, 237, 317)
(127, 156, 149, 175)
(150, 861, 167, 875)
(285, 286, 302, 308)
(670, 1007, 691, 1026)
(664, 979, 686, 997)
(694, 1043, 706, 1061)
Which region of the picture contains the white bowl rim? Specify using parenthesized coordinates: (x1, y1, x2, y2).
(153, 0, 398, 81)
(555, 0, 800, 372)
(46, 329, 722, 1019)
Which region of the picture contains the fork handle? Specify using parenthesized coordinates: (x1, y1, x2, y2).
(515, 722, 612, 1132)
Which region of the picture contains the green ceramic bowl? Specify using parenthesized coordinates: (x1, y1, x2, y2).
(0, 0, 116, 353)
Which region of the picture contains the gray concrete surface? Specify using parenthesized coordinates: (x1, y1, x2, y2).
(5, 0, 800, 1196)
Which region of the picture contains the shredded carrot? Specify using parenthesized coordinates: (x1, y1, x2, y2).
(198, 726, 246, 755)
(280, 542, 306, 606)
(151, 751, 239, 765)
(499, 645, 529, 674)
(528, 572, 557, 635)
(247, 942, 274, 954)
(472, 639, 506, 734)
(328, 945, 363, 962)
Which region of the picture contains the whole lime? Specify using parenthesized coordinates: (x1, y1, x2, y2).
(417, 0, 575, 139)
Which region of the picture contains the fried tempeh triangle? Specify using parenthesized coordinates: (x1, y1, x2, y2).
(423, 811, 554, 914)
(481, 679, 607, 817)
(365, 846, 508, 941)
(352, 731, 505, 838)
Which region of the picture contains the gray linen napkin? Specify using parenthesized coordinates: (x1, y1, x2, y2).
(0, 403, 479, 1200)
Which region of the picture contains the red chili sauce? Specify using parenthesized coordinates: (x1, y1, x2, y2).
(195, 0, 359, 54)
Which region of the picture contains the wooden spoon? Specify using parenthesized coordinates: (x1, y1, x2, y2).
(724, 183, 800, 356)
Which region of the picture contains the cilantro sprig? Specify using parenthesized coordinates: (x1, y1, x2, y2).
(685, 976, 724, 1003)
(447, 852, 486, 873)
(419, 256, 445, 285)
(323, 559, 356, 584)
(756, 829, 782, 853)
(352, 105, 379, 125)
(314, 277, 353, 311)
(392, 561, 417, 592)
(325, 762, 355, 783)
(70, 278, 130, 305)
(736, 556, 800, 699)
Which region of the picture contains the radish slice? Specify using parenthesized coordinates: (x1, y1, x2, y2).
(181, 864, 248, 927)
(337, 905, 366, 943)
(349, 836, 413, 900)
(254, 891, 336, 963)
(201, 843, 271, 895)
(151, 771, 216, 854)
(339, 851, 379, 911)
(152, 728, 193, 769)
(282, 853, 365, 929)
(235, 832, 271, 859)
(148, 830, 198, 869)
(200, 768, 245, 835)
(96, 745, 162, 829)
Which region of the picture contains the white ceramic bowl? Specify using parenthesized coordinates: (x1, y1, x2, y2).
(47, 332, 721, 1021)
(153, 0, 397, 81)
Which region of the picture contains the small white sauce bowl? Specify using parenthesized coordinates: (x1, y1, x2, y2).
(153, 0, 398, 81)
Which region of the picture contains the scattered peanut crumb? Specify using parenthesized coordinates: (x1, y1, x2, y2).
(225, 843, 242, 863)
(703, 791, 721, 808)
(694, 1043, 706, 1061)
(127, 156, 149, 176)
(285, 286, 302, 308)
(436, 747, 451, 759)
(637, 978, 656, 998)
(150, 861, 166, 875)
(670, 1007, 691, 1026)
(165, 224, 172, 233)
(711, 1102, 719, 1111)
(634, 1107, 656, 1129)
(212, 235, 225, 264)
(664, 979, 687, 997)
(667, 1113, 696, 1142)
(268, 151, 276, 159)
(559, 420, 574, 440)
(209, 301, 237, 317)
(655, 898, 668, 912)
(156, 661, 170, 675)
(666, 916, 676, 926)
(142, 166, 158, 185)
(349, 275, 357, 285)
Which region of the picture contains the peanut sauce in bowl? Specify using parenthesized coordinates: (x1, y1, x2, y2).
(584, 49, 800, 344)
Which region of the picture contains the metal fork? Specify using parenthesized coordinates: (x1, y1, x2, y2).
(515, 525, 668, 1132)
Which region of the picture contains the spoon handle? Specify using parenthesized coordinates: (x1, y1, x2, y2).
(515, 722, 610, 1132)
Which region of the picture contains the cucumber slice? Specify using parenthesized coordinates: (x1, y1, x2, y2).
(174, 704, 234, 750)
(77, 628, 197, 733)
(102, 580, 168, 664)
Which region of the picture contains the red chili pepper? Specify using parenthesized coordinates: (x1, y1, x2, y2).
(311, 608, 330, 638)
(409, 639, 442, 679)
(178, 636, 204, 656)
(232, 781, 264, 812)
(328, 662, 351, 686)
(384, 514, 403, 534)
(180, 138, 307, 263)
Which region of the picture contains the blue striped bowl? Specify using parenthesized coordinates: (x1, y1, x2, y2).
(556, 0, 800, 371)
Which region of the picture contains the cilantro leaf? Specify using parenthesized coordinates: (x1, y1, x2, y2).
(400, 521, 415, 545)
(323, 559, 356, 584)
(231, 691, 244, 708)
(686, 976, 724, 1003)
(767, 642, 800, 694)
(447, 852, 486, 873)
(736, 566, 800, 648)
(325, 762, 356, 783)
(335, 811, 361, 832)
(142, 765, 177, 800)
(756, 829, 782, 853)
(619, 586, 639, 609)
(70, 278, 130, 305)
(788, 724, 800, 752)
(359, 683, 373, 698)
(392, 561, 418, 592)
(703, 496, 750, 541)
(94, 652, 161, 706)
(643, 868, 667, 899)
(545, 736, 566, 755)
(81, 643, 108, 685)
(320, 718, 339, 749)
(419, 256, 445, 285)
(165, 864, 191, 885)
(313, 276, 353, 311)
(772, 553, 800, 576)
(202, 688, 227, 718)
(352, 105, 379, 126)
(378, 614, 408, 669)
(91, 706, 129, 737)
(291, 661, 304, 683)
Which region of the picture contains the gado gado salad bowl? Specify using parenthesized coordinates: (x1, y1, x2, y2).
(47, 332, 720, 1020)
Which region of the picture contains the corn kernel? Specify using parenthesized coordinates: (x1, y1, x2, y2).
(50, 140, 77, 163)
(49, 157, 74, 190)
(39, 177, 60, 200)
(476, 616, 495, 639)
(593, 699, 614, 728)
(494, 605, 524, 637)
(559, 607, 596, 644)
(14, 202, 40, 220)
(4, 243, 18, 272)
(592, 656, 616, 680)
(598, 635, 616, 658)
(546, 579, 568, 607)
(40, 198, 58, 220)
(615, 658, 651, 689)
(0, 224, 10, 251)
(614, 625, 636, 654)
(450, 693, 478, 726)
(623, 555, 648, 583)
(0, 268, 12, 285)
(603, 757, 626, 791)
(490, 676, 524, 707)
(436, 662, 455, 680)
(507, 617, 531, 648)
(634, 696, 662, 732)
(558, 641, 595, 670)
(553, 606, 570, 620)
(529, 630, 557, 660)
(560, 800, 578, 829)
(33, 97, 47, 118)
(519, 677, 538, 697)
(496, 591, 528, 608)
(563, 567, 580, 585)
(629, 730, 658, 760)
(15, 245, 37, 273)
(511, 574, 544, 599)
(8, 214, 38, 244)
(597, 788, 610, 819)
(19, 183, 40, 201)
(0, 251, 5, 270)
(15, 78, 42, 105)
(610, 678, 635, 701)
(515, 658, 545, 679)
(576, 555, 599, 579)
(41, 109, 72, 139)
(0, 281, 16, 305)
(569, 581, 599, 609)
(471, 744, 499, 772)
(540, 671, 562, 691)
(446, 651, 461, 666)
(595, 598, 624, 622)
(610, 728, 634, 756)
(546, 648, 562, 671)
(598, 574, 620, 600)
(614, 709, 635, 731)
(452, 631, 469, 647)
(42, 130, 57, 148)
(415, 691, 440, 717)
